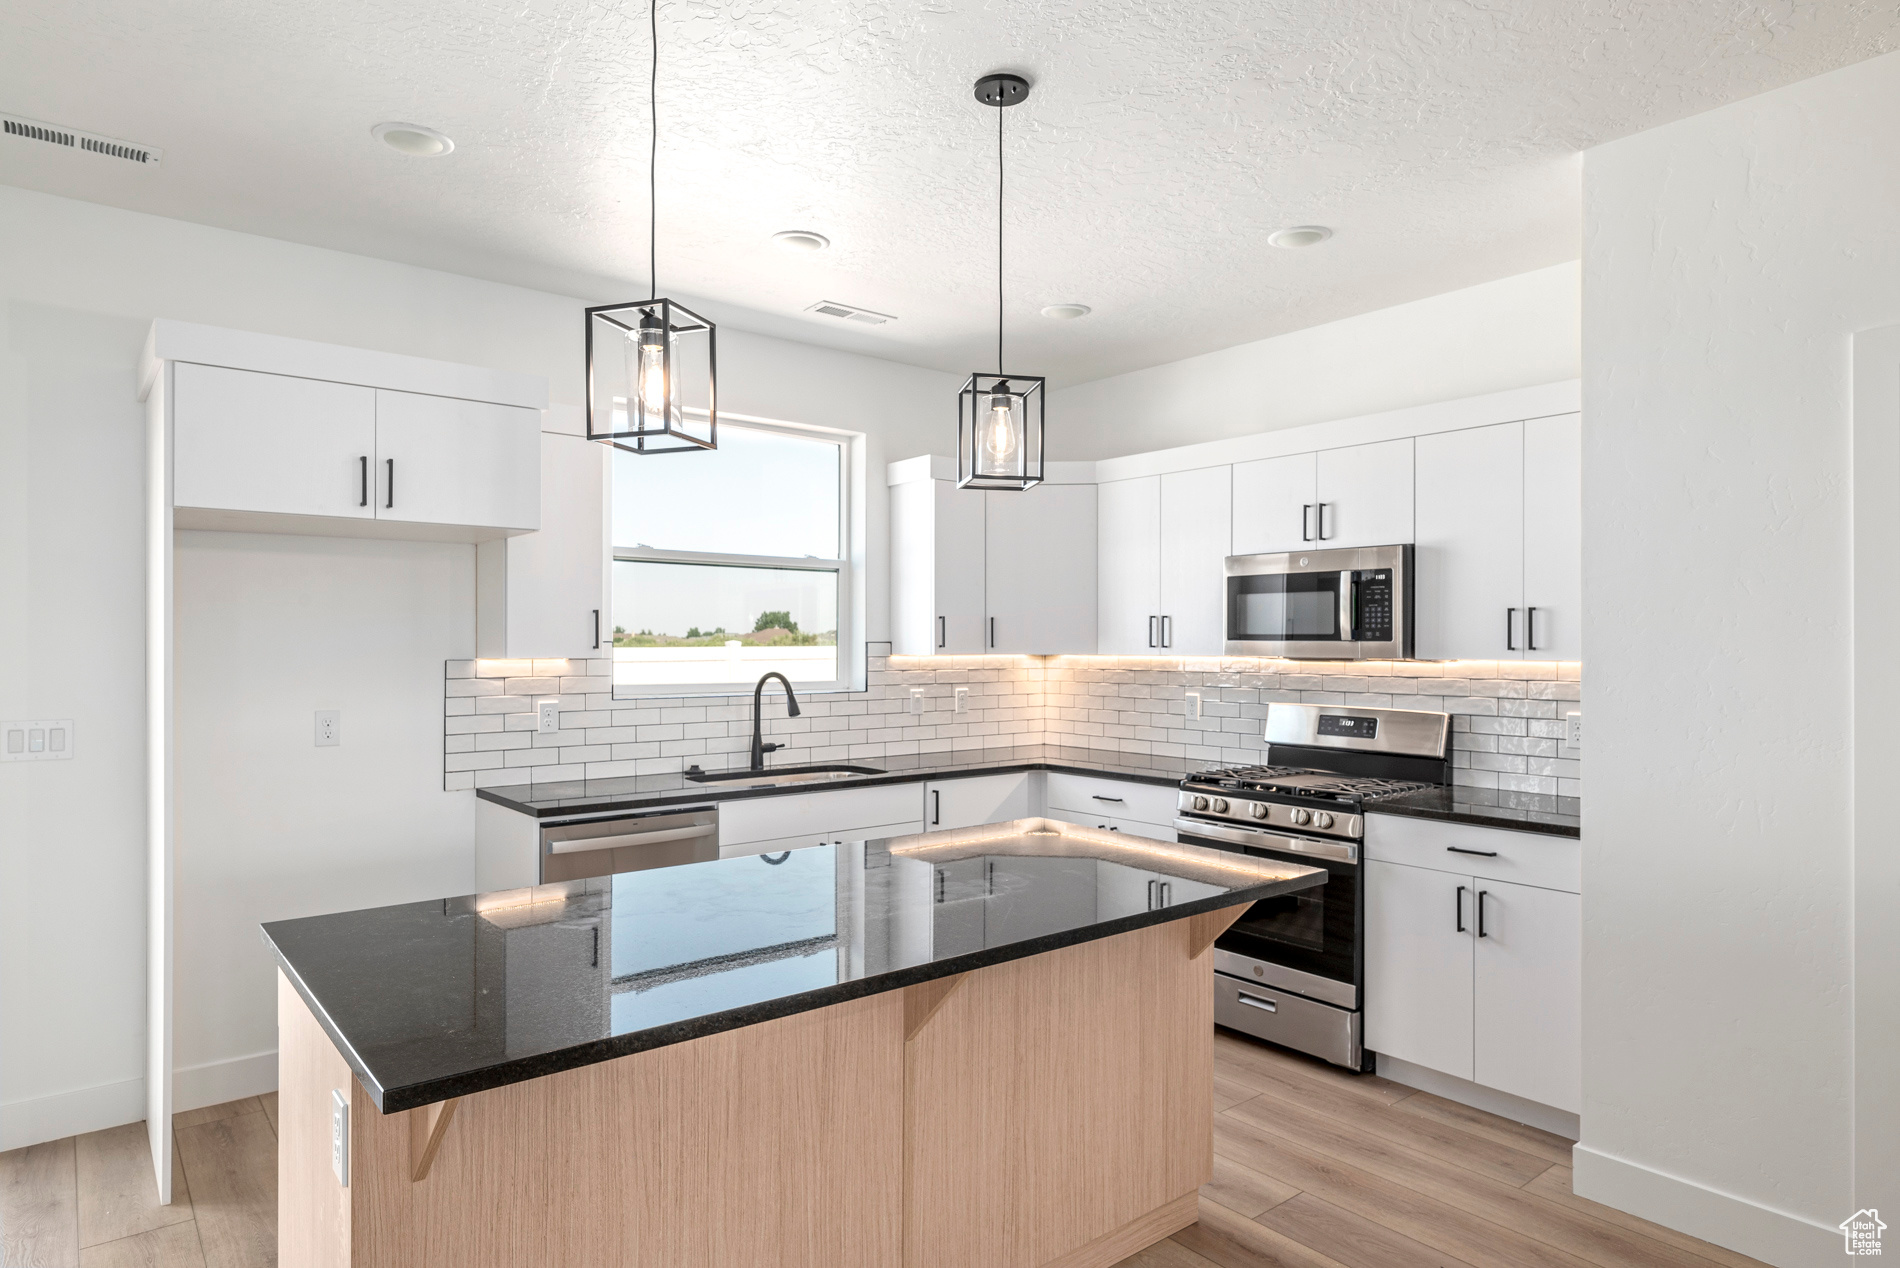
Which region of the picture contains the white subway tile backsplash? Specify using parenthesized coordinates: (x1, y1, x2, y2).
(444, 653, 1583, 797)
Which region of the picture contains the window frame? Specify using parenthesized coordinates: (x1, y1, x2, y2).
(609, 416, 858, 699)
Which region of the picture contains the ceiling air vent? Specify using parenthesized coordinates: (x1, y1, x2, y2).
(2, 114, 163, 166)
(805, 300, 896, 326)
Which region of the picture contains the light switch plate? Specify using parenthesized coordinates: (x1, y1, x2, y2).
(909, 688, 924, 715)
(314, 710, 340, 747)
(331, 1088, 350, 1186)
(536, 700, 561, 734)
(1565, 711, 1582, 752)
(1, 720, 73, 762)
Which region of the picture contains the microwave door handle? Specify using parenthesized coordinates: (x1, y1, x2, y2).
(1338, 571, 1354, 641)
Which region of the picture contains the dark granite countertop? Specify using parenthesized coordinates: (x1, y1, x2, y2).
(261, 819, 1325, 1113)
(476, 744, 1204, 819)
(1366, 785, 1581, 838)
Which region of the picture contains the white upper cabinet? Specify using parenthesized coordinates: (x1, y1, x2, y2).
(1097, 476, 1162, 655)
(1232, 452, 1317, 555)
(478, 430, 609, 659)
(986, 484, 1097, 654)
(1414, 422, 1526, 660)
(156, 323, 547, 543)
(373, 390, 539, 532)
(1522, 414, 1583, 660)
(1158, 466, 1232, 655)
(890, 476, 986, 654)
(172, 363, 377, 519)
(1315, 438, 1414, 549)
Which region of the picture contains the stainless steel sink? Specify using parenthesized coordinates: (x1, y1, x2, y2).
(685, 764, 885, 787)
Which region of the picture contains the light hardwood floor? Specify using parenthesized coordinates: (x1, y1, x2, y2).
(1, 1034, 1767, 1268)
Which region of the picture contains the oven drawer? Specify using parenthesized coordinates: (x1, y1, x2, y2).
(1363, 814, 1579, 894)
(1214, 972, 1362, 1070)
(1045, 772, 1179, 826)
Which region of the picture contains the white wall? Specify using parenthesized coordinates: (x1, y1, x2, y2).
(1049, 262, 1580, 459)
(0, 184, 958, 1148)
(1579, 50, 1900, 1268)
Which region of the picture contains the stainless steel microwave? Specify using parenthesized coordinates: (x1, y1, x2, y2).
(1224, 544, 1414, 659)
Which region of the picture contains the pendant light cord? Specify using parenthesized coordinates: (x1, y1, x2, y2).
(649, 0, 658, 302)
(996, 101, 1004, 375)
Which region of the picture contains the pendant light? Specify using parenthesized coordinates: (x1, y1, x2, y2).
(958, 72, 1045, 491)
(585, 0, 716, 453)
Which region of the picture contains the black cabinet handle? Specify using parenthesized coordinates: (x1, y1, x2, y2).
(931, 789, 941, 826)
(935, 869, 945, 903)
(358, 456, 368, 507)
(1161, 615, 1173, 648)
(1302, 504, 1314, 541)
(1477, 889, 1489, 938)
(937, 615, 946, 649)
(1318, 502, 1330, 540)
(1092, 795, 1124, 803)
(385, 458, 394, 509)
(1148, 615, 1158, 648)
(1455, 884, 1466, 933)
(989, 616, 996, 648)
(1505, 607, 1517, 651)
(591, 925, 599, 967)
(761, 852, 791, 865)
(1446, 846, 1499, 857)
(1526, 606, 1539, 651)
(593, 609, 601, 650)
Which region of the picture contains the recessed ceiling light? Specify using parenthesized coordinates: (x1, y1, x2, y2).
(772, 230, 830, 252)
(1040, 304, 1092, 320)
(372, 122, 454, 157)
(1268, 225, 1332, 249)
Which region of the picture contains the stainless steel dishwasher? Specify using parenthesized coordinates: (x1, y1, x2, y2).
(538, 805, 720, 883)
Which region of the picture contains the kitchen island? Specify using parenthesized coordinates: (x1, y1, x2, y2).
(263, 819, 1325, 1268)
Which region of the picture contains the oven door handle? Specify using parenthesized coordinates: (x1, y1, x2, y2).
(1173, 817, 1358, 863)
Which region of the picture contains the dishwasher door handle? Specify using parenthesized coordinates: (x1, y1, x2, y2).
(546, 822, 716, 854)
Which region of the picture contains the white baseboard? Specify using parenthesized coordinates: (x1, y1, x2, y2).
(1375, 1054, 1579, 1140)
(1572, 1143, 1839, 1268)
(174, 1049, 277, 1113)
(0, 1075, 146, 1151)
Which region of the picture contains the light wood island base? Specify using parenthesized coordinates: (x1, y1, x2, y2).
(280, 912, 1235, 1268)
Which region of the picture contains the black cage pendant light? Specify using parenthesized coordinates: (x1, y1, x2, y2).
(585, 0, 716, 454)
(958, 72, 1045, 491)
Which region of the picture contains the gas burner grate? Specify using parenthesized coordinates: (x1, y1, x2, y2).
(1192, 765, 1431, 800)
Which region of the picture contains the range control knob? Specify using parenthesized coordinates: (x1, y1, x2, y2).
(1191, 796, 1209, 812)
(1314, 812, 1336, 830)
(1291, 808, 1313, 827)
(1211, 798, 1230, 814)
(1249, 802, 1269, 820)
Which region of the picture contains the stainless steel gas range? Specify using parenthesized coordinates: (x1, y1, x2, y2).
(1173, 702, 1451, 1071)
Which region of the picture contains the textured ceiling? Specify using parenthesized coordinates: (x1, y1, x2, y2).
(3, 1, 1897, 384)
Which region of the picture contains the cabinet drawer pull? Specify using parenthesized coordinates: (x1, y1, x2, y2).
(1446, 846, 1499, 857)
(1237, 992, 1278, 1013)
(931, 788, 941, 826)
(1092, 795, 1124, 803)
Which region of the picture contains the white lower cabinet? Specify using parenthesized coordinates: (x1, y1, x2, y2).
(925, 773, 1032, 830)
(1364, 819, 1581, 1114)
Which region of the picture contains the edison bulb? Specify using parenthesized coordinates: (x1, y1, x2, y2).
(625, 310, 680, 432)
(983, 389, 1020, 468)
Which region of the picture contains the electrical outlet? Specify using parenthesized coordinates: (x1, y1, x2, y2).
(954, 687, 969, 713)
(1565, 711, 1583, 752)
(314, 710, 340, 747)
(537, 700, 561, 734)
(331, 1088, 350, 1186)
(1, 720, 73, 761)
(1185, 691, 1202, 720)
(909, 687, 925, 715)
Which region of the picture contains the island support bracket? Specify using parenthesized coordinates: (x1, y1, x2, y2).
(1185, 904, 1249, 960)
(410, 1097, 461, 1182)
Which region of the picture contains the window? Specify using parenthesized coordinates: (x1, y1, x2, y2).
(611, 421, 852, 694)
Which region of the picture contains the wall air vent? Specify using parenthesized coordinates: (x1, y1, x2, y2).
(804, 300, 896, 326)
(2, 113, 162, 166)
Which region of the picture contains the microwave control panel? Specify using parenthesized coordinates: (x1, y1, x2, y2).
(1354, 570, 1394, 640)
